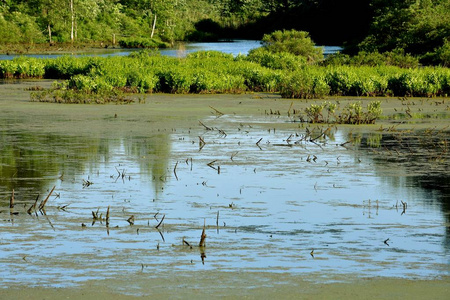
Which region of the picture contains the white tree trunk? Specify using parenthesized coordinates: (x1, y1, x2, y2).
(48, 23, 52, 44)
(151, 14, 157, 38)
(70, 0, 74, 42)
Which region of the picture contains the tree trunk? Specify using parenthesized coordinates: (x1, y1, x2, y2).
(70, 0, 74, 43)
(151, 14, 157, 38)
(48, 23, 52, 44)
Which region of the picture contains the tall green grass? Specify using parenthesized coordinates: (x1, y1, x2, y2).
(1, 52, 449, 98)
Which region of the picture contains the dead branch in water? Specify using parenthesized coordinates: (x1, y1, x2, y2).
(199, 120, 213, 130)
(183, 238, 193, 249)
(106, 206, 110, 227)
(199, 219, 206, 247)
(199, 136, 206, 151)
(173, 161, 179, 181)
(209, 106, 224, 117)
(10, 189, 14, 208)
(27, 194, 40, 215)
(155, 214, 165, 229)
(39, 186, 56, 211)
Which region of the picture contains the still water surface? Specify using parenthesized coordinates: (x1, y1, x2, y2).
(0, 89, 448, 287)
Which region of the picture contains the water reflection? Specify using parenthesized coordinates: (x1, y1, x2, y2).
(0, 113, 448, 287)
(0, 131, 171, 203)
(355, 131, 450, 251)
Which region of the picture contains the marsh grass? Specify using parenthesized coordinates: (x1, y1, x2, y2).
(303, 101, 383, 124)
(2, 52, 449, 100)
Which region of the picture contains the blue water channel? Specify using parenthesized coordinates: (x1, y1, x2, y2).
(0, 40, 342, 60)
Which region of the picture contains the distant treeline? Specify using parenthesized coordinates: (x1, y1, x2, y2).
(0, 1, 449, 65)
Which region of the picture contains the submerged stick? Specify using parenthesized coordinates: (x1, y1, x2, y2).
(39, 186, 56, 211)
(199, 120, 213, 130)
(209, 106, 224, 116)
(10, 189, 14, 208)
(288, 101, 294, 117)
(155, 214, 165, 229)
(106, 206, 110, 226)
(199, 136, 206, 151)
(173, 161, 179, 181)
(199, 219, 206, 247)
(27, 194, 40, 215)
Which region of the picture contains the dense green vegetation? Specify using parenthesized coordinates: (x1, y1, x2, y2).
(1, 28, 448, 102)
(2, 49, 448, 102)
(0, 1, 448, 65)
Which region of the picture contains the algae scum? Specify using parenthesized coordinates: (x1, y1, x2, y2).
(0, 83, 449, 288)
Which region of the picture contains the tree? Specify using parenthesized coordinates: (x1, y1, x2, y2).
(358, 0, 450, 56)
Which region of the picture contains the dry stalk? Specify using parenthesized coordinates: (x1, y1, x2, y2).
(199, 120, 213, 130)
(27, 194, 40, 215)
(106, 206, 110, 226)
(199, 219, 206, 247)
(127, 215, 135, 225)
(10, 189, 14, 208)
(209, 106, 224, 116)
(39, 185, 56, 211)
(199, 136, 206, 151)
(155, 214, 165, 229)
(174, 161, 179, 181)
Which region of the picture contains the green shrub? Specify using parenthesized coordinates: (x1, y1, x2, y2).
(44, 56, 91, 79)
(126, 71, 158, 93)
(0, 57, 45, 78)
(324, 50, 419, 68)
(246, 47, 307, 70)
(68, 75, 113, 93)
(0, 60, 18, 78)
(186, 51, 234, 60)
(337, 101, 382, 124)
(261, 29, 324, 63)
(279, 69, 330, 99)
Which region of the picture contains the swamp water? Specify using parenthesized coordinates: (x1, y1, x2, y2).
(0, 81, 449, 291)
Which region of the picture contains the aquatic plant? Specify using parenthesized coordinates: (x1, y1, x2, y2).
(337, 101, 382, 124)
(0, 57, 45, 78)
(304, 101, 382, 124)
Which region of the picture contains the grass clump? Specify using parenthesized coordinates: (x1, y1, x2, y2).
(304, 101, 382, 124)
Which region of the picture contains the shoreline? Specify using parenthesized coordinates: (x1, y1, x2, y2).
(1, 272, 449, 299)
(0, 43, 143, 56)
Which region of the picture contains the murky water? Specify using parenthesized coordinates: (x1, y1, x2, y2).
(0, 83, 448, 288)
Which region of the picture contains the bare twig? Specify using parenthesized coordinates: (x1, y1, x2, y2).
(10, 189, 14, 208)
(174, 161, 179, 181)
(199, 219, 206, 247)
(209, 106, 224, 116)
(155, 214, 165, 229)
(27, 194, 40, 215)
(39, 186, 56, 211)
(199, 120, 213, 130)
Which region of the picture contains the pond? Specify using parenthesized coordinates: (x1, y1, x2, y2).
(0, 81, 448, 293)
(0, 40, 342, 60)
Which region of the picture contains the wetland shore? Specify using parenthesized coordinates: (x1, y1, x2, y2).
(2, 272, 450, 299)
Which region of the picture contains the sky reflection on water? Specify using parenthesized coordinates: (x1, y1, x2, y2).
(0, 111, 448, 287)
